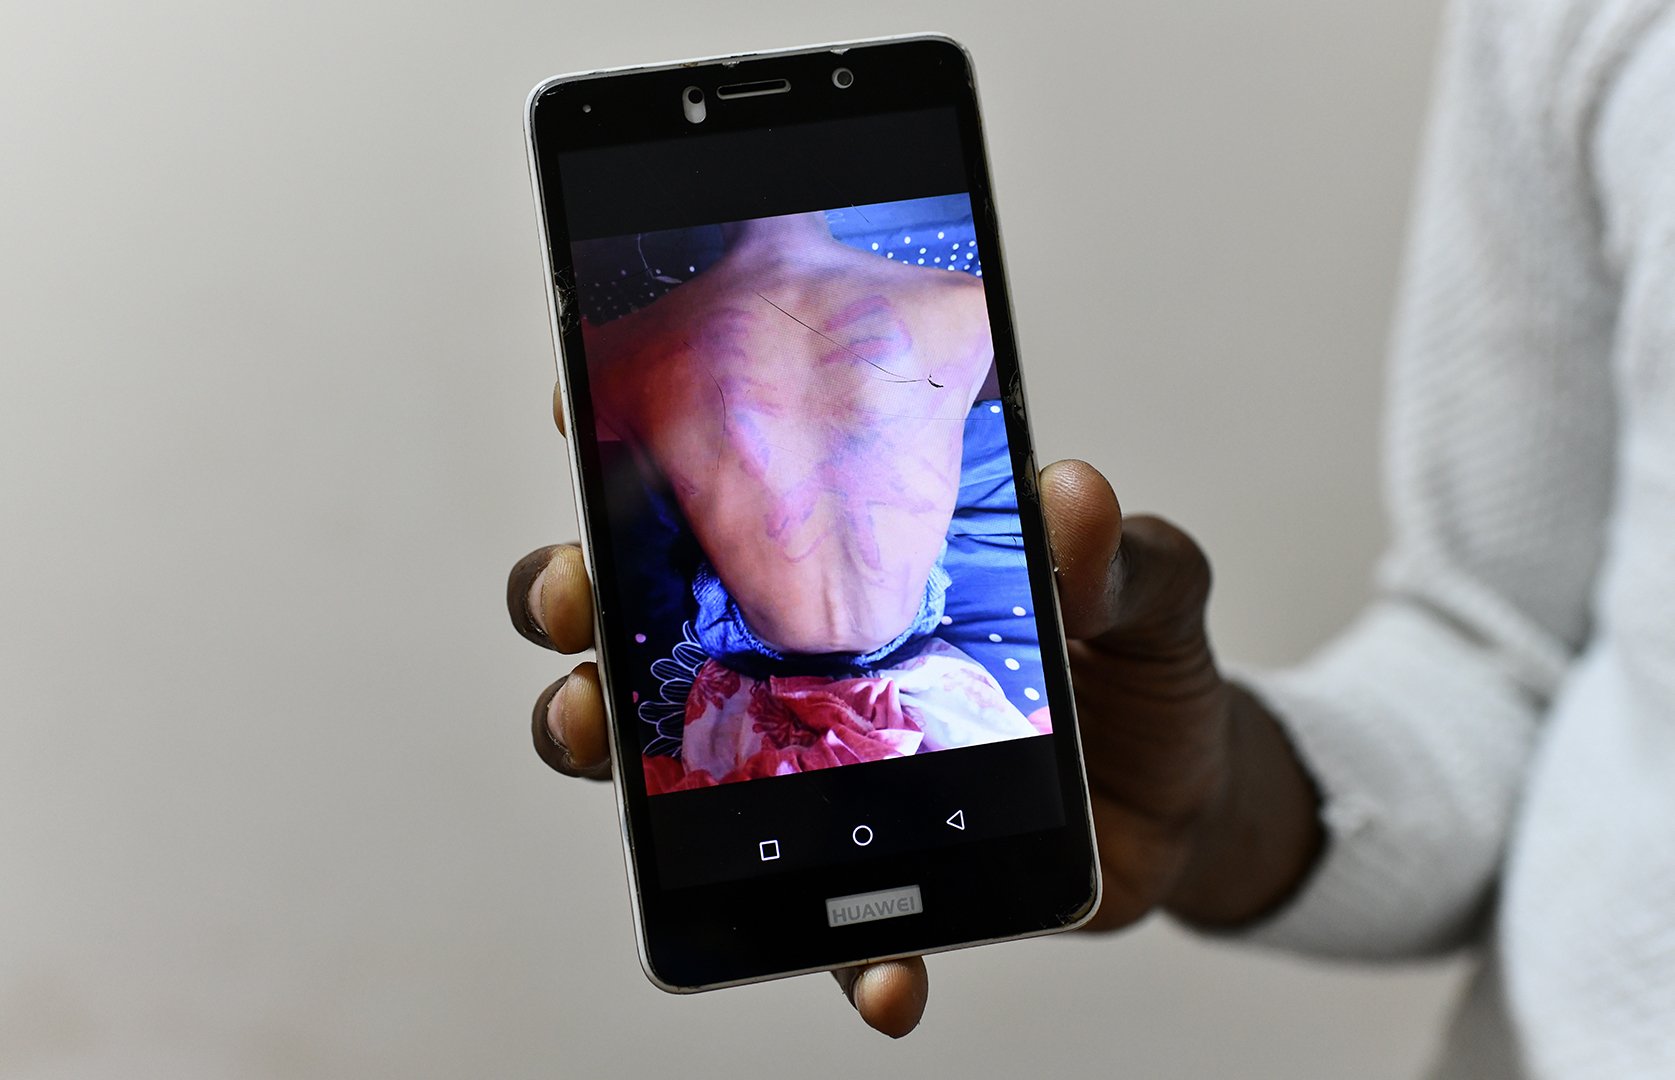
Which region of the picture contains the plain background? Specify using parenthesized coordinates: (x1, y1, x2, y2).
(2, 0, 1468, 1076)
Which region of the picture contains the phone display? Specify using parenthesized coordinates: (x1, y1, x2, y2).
(527, 37, 1098, 991)
(576, 194, 1052, 792)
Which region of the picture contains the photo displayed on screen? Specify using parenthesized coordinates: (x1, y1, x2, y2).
(571, 194, 1050, 795)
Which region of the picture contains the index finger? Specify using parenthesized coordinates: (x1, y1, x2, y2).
(506, 544, 596, 653)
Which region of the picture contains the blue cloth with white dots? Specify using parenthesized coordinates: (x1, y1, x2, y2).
(573, 195, 982, 326)
(936, 402, 1043, 714)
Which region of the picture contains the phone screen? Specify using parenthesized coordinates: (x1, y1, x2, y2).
(530, 42, 1095, 987)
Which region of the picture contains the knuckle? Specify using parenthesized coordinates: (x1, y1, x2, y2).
(1129, 515, 1212, 606)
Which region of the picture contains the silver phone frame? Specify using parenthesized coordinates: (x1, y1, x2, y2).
(522, 33, 1101, 994)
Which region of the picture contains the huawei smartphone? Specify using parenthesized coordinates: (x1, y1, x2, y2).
(524, 35, 1099, 992)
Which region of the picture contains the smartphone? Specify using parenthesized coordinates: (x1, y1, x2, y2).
(524, 35, 1099, 992)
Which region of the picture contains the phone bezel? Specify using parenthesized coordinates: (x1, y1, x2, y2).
(523, 34, 1101, 993)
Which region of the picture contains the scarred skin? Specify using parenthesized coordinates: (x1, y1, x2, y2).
(582, 212, 993, 655)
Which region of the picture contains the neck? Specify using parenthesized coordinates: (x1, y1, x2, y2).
(720, 212, 832, 252)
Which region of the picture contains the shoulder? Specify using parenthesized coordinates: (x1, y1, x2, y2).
(1447, 0, 1673, 153)
(931, 267, 988, 327)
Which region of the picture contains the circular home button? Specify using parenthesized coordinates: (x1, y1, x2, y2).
(851, 824, 874, 847)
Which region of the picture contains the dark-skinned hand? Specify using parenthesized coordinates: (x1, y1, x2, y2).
(508, 385, 1321, 1038)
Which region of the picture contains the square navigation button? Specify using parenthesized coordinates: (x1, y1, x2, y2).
(759, 839, 781, 861)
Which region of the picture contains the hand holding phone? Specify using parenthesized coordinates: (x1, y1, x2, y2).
(512, 34, 1322, 1034)
(510, 461, 1316, 1034)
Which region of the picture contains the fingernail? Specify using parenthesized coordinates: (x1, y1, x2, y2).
(545, 679, 569, 755)
(526, 570, 548, 641)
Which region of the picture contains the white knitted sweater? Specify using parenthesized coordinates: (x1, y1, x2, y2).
(1238, 0, 1675, 1075)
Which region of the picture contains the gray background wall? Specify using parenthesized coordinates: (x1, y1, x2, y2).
(2, 0, 1463, 1076)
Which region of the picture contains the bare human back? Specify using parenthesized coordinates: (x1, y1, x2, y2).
(584, 212, 994, 656)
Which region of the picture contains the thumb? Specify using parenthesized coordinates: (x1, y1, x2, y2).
(832, 958, 929, 1038)
(1039, 460, 1211, 647)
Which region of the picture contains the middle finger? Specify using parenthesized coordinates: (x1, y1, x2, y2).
(507, 543, 596, 653)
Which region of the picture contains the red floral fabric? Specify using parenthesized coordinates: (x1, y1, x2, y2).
(641, 639, 1044, 795)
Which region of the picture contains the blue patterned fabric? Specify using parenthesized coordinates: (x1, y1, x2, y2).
(690, 545, 952, 678)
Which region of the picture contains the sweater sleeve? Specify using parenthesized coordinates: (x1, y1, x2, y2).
(1234, 0, 1624, 958)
